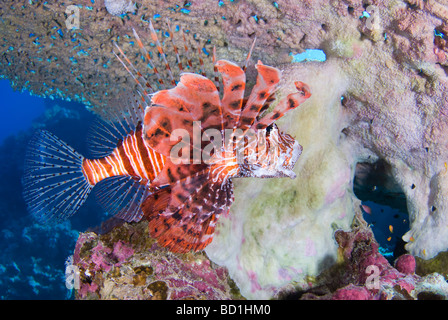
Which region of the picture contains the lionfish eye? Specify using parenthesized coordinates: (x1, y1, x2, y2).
(266, 123, 278, 134)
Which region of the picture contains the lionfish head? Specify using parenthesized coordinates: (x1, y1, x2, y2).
(240, 123, 302, 179)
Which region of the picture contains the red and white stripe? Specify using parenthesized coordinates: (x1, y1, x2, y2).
(82, 126, 166, 186)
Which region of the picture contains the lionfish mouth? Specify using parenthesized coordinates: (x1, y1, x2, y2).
(280, 140, 303, 179)
(290, 140, 303, 170)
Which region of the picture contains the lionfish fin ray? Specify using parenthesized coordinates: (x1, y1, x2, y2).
(215, 60, 246, 129)
(238, 61, 282, 132)
(95, 175, 150, 222)
(165, 18, 183, 73)
(254, 81, 311, 129)
(143, 171, 232, 253)
(113, 41, 155, 96)
(148, 20, 176, 87)
(242, 36, 257, 72)
(87, 92, 145, 158)
(144, 72, 224, 156)
(141, 185, 171, 217)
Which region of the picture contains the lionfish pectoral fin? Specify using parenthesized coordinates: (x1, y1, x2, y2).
(215, 60, 246, 128)
(254, 81, 312, 129)
(144, 104, 197, 157)
(151, 73, 221, 124)
(94, 175, 151, 223)
(141, 185, 172, 219)
(144, 76, 228, 179)
(22, 130, 93, 224)
(144, 72, 225, 158)
(142, 170, 233, 253)
(238, 61, 282, 131)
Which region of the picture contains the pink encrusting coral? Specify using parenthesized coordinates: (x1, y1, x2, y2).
(74, 236, 134, 274)
(331, 285, 371, 300)
(90, 242, 113, 272)
(112, 241, 134, 265)
(333, 223, 417, 300)
(395, 254, 417, 275)
(73, 220, 239, 300)
(300, 212, 448, 300)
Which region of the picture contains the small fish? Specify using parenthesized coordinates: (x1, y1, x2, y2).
(361, 204, 371, 215)
(389, 225, 393, 233)
(22, 20, 311, 253)
(387, 236, 391, 241)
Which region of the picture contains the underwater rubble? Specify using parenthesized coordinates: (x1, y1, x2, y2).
(298, 211, 448, 300)
(2, 0, 448, 299)
(73, 219, 241, 300)
(74, 207, 448, 300)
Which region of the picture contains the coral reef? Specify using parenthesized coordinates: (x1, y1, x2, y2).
(298, 212, 448, 300)
(74, 205, 448, 300)
(73, 219, 240, 300)
(415, 250, 448, 278)
(3, 0, 448, 299)
(209, 0, 448, 298)
(329, 1, 448, 261)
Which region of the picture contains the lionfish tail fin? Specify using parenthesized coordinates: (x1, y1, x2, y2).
(22, 130, 93, 224)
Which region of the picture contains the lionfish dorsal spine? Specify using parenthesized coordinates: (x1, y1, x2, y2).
(114, 19, 215, 100)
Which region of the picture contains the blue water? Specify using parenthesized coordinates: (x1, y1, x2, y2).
(0, 80, 45, 143)
(362, 200, 409, 262)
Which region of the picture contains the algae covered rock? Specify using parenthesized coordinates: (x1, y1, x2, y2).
(73, 219, 240, 300)
(206, 60, 356, 299)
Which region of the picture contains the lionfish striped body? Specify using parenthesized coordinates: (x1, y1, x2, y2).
(83, 125, 165, 186)
(22, 20, 311, 253)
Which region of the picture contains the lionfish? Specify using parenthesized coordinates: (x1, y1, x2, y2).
(22, 20, 311, 253)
